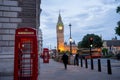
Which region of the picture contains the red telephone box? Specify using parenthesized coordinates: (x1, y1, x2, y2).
(14, 27, 38, 80)
(43, 48, 50, 63)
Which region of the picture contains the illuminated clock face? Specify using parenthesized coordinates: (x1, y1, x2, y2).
(58, 26, 63, 30)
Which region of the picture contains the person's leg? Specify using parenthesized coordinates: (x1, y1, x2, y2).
(74, 59, 76, 65)
(65, 63, 67, 69)
(77, 60, 79, 66)
(64, 63, 66, 69)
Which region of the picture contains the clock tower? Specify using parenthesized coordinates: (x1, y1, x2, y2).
(56, 13, 64, 52)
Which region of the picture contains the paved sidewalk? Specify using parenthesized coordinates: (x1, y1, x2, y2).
(39, 59, 120, 80)
(0, 58, 120, 80)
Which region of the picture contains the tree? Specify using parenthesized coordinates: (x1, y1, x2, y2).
(78, 41, 82, 48)
(115, 23, 120, 36)
(115, 6, 120, 36)
(116, 6, 120, 13)
(102, 48, 108, 56)
(78, 34, 103, 48)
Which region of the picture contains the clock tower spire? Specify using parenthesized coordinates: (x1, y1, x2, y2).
(56, 13, 64, 52)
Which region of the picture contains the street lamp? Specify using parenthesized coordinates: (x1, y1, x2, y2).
(89, 37, 93, 57)
(89, 37, 94, 70)
(69, 23, 72, 55)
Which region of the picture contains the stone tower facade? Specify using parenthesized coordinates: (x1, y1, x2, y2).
(56, 13, 64, 52)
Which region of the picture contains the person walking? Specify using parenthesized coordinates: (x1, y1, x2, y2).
(74, 53, 79, 66)
(62, 53, 68, 69)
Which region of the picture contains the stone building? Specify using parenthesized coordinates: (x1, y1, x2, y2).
(38, 28, 43, 54)
(0, 0, 42, 54)
(103, 40, 120, 55)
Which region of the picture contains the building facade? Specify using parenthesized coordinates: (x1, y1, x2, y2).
(103, 40, 120, 55)
(38, 28, 43, 54)
(0, 0, 42, 54)
(56, 13, 65, 52)
(56, 13, 77, 54)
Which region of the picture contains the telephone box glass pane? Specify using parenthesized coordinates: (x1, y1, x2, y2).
(18, 38, 33, 78)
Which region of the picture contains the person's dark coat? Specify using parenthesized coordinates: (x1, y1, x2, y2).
(62, 53, 68, 64)
(74, 53, 79, 66)
(62, 53, 68, 69)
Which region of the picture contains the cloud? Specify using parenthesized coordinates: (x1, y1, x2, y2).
(41, 0, 120, 48)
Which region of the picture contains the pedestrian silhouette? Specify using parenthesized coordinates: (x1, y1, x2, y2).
(74, 53, 79, 66)
(62, 53, 68, 69)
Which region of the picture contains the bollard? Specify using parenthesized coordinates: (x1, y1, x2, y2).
(107, 59, 112, 74)
(98, 59, 101, 72)
(85, 59, 88, 68)
(80, 58, 83, 67)
(91, 58, 94, 70)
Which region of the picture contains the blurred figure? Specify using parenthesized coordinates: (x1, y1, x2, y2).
(74, 53, 79, 66)
(62, 53, 68, 69)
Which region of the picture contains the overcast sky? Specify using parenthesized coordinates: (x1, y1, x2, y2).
(40, 0, 120, 49)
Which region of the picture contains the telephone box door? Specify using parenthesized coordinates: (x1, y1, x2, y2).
(14, 28, 38, 80)
(19, 38, 33, 79)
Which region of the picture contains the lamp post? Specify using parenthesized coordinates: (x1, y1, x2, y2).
(89, 37, 94, 70)
(89, 37, 93, 57)
(69, 23, 72, 55)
